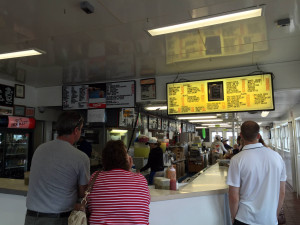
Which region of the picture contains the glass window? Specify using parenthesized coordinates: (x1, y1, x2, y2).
(276, 127, 281, 149)
(271, 128, 275, 147)
(295, 119, 300, 155)
(282, 125, 289, 151)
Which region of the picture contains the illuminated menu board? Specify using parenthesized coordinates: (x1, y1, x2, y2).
(167, 74, 274, 115)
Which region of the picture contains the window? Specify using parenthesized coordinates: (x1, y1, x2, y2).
(295, 118, 300, 155)
(276, 127, 281, 149)
(281, 124, 289, 151)
(226, 131, 238, 145)
(271, 128, 275, 147)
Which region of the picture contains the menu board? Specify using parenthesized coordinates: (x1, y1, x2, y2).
(106, 81, 135, 108)
(167, 74, 274, 115)
(0, 84, 14, 107)
(62, 85, 88, 110)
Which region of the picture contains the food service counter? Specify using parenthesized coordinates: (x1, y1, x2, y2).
(0, 164, 231, 225)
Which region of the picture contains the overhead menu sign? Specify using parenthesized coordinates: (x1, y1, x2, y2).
(106, 81, 135, 108)
(167, 74, 274, 115)
(62, 85, 88, 110)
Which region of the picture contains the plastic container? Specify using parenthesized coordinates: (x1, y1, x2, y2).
(168, 165, 177, 190)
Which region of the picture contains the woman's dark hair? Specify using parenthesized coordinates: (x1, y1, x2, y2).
(56, 111, 83, 136)
(259, 137, 267, 147)
(102, 140, 129, 171)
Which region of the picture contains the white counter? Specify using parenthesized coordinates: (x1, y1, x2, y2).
(150, 164, 228, 202)
(149, 164, 231, 225)
(0, 164, 231, 225)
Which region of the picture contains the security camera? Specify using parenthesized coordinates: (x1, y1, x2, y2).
(38, 107, 45, 113)
(276, 18, 290, 27)
(80, 1, 94, 14)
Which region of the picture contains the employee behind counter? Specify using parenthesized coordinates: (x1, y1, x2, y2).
(138, 137, 164, 185)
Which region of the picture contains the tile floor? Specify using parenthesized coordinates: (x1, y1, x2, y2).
(282, 184, 300, 225)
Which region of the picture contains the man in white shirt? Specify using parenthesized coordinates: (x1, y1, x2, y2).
(227, 121, 286, 225)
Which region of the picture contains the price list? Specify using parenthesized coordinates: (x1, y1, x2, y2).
(106, 81, 135, 108)
(167, 74, 274, 115)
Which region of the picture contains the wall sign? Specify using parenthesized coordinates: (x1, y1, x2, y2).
(106, 81, 135, 108)
(8, 116, 36, 129)
(0, 84, 14, 107)
(140, 78, 156, 100)
(62, 85, 88, 110)
(167, 74, 274, 115)
(88, 83, 106, 108)
(148, 116, 158, 129)
(87, 109, 106, 123)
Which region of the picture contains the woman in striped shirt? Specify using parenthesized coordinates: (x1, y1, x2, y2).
(88, 140, 150, 224)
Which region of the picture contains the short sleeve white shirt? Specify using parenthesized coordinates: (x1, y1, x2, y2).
(226, 143, 286, 225)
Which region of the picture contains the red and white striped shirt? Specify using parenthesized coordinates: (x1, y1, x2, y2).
(88, 169, 150, 225)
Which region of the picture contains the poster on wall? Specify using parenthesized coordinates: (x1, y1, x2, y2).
(140, 78, 156, 100)
(106, 81, 135, 108)
(87, 109, 105, 123)
(167, 74, 274, 115)
(88, 83, 106, 108)
(62, 85, 88, 110)
(0, 84, 14, 107)
(162, 119, 168, 131)
(148, 116, 158, 129)
(119, 108, 136, 127)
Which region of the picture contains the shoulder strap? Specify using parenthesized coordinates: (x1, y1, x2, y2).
(81, 170, 100, 206)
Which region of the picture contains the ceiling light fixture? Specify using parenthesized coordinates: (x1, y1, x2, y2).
(177, 116, 217, 120)
(145, 106, 167, 111)
(261, 111, 270, 117)
(147, 7, 262, 36)
(202, 123, 231, 127)
(189, 119, 223, 123)
(110, 129, 128, 133)
(0, 49, 45, 60)
(195, 126, 207, 129)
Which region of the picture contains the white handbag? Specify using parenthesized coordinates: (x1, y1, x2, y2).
(68, 171, 100, 225)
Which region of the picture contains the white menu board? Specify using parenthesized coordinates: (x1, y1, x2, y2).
(62, 85, 88, 110)
(106, 81, 135, 108)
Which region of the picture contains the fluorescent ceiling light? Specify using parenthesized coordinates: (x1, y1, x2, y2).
(189, 119, 223, 123)
(196, 126, 207, 129)
(0, 49, 45, 60)
(178, 116, 217, 120)
(261, 111, 270, 117)
(147, 8, 262, 36)
(110, 129, 128, 134)
(202, 123, 231, 127)
(145, 106, 167, 111)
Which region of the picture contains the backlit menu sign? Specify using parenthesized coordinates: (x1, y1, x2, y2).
(167, 74, 274, 115)
(8, 116, 35, 129)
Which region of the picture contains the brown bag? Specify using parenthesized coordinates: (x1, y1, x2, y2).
(278, 207, 286, 225)
(68, 171, 100, 225)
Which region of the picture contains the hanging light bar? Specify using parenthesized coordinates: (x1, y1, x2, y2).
(177, 115, 217, 120)
(0, 49, 45, 60)
(145, 106, 167, 111)
(147, 7, 262, 36)
(189, 119, 223, 123)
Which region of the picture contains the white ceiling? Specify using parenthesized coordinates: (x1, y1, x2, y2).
(0, 0, 300, 125)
